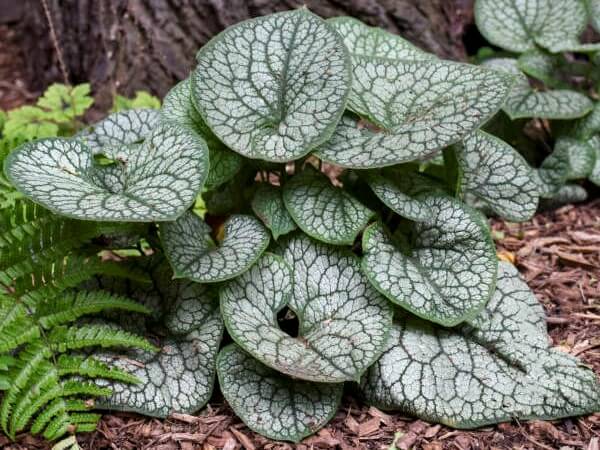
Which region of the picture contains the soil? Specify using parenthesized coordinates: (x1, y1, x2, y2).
(1, 200, 598, 450)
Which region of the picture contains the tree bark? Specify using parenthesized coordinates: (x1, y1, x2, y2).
(1, 0, 474, 111)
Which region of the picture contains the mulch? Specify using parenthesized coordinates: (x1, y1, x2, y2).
(2, 201, 600, 450)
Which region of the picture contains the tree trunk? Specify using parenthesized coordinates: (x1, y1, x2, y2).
(1, 0, 474, 111)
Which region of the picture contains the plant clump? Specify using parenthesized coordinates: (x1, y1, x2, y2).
(1, 6, 599, 444)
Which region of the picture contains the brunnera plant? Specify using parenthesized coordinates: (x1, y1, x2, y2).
(2, 8, 599, 443)
(475, 0, 600, 202)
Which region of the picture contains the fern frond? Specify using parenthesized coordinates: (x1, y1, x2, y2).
(0, 191, 156, 441)
(0, 295, 37, 352)
(50, 325, 157, 353)
(57, 355, 140, 384)
(30, 399, 91, 436)
(1, 255, 150, 307)
(37, 290, 151, 329)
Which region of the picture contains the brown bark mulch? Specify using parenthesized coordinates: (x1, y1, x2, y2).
(2, 200, 599, 450)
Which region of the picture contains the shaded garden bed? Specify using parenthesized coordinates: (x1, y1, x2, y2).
(3, 200, 598, 450)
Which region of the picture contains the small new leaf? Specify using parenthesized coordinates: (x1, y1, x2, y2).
(161, 212, 270, 283)
(283, 168, 374, 245)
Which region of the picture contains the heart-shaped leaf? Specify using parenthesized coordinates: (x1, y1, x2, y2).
(283, 168, 374, 245)
(192, 9, 351, 162)
(538, 137, 595, 196)
(161, 212, 270, 283)
(217, 344, 343, 442)
(366, 172, 441, 222)
(475, 0, 591, 53)
(96, 260, 223, 418)
(251, 184, 297, 240)
(77, 109, 161, 152)
(361, 196, 497, 326)
(315, 57, 512, 168)
(361, 262, 600, 428)
(327, 16, 433, 60)
(161, 79, 242, 189)
(483, 58, 592, 120)
(221, 239, 393, 383)
(456, 131, 539, 222)
(4, 114, 209, 222)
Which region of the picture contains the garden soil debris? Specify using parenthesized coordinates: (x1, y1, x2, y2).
(6, 200, 600, 449)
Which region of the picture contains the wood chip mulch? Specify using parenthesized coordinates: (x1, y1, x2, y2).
(3, 200, 600, 450)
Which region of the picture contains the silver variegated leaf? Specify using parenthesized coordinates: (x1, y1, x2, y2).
(315, 57, 512, 168)
(517, 51, 563, 87)
(483, 58, 592, 120)
(366, 172, 440, 222)
(541, 184, 588, 208)
(222, 239, 393, 383)
(162, 79, 242, 190)
(562, 137, 595, 179)
(282, 168, 374, 245)
(97, 262, 223, 417)
(569, 102, 600, 140)
(217, 344, 343, 442)
(457, 131, 539, 222)
(590, 0, 600, 32)
(4, 115, 209, 222)
(192, 9, 351, 162)
(362, 262, 600, 428)
(251, 184, 296, 240)
(361, 195, 497, 326)
(326, 16, 433, 60)
(475, 0, 591, 53)
(161, 212, 270, 283)
(77, 109, 161, 152)
(589, 135, 600, 186)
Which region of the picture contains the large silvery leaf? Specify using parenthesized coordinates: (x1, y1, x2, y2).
(326, 16, 433, 61)
(475, 0, 590, 53)
(483, 58, 592, 120)
(315, 57, 512, 168)
(251, 184, 296, 240)
(192, 9, 351, 162)
(362, 262, 600, 428)
(222, 239, 393, 382)
(217, 344, 342, 442)
(161, 212, 270, 283)
(456, 131, 539, 222)
(97, 261, 223, 417)
(4, 117, 209, 222)
(366, 172, 441, 222)
(283, 168, 374, 245)
(361, 196, 497, 326)
(161, 79, 242, 189)
(98, 308, 223, 417)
